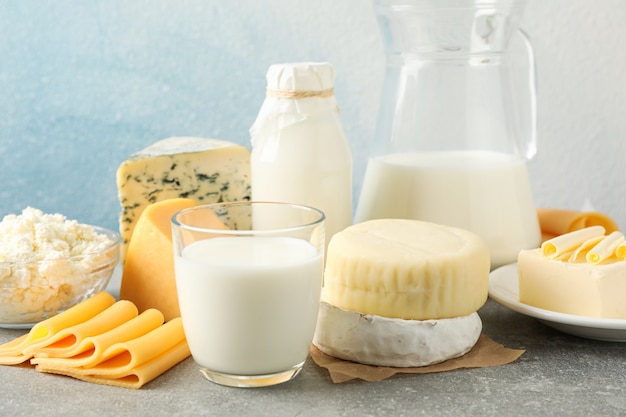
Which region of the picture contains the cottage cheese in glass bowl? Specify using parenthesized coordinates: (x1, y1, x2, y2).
(0, 207, 119, 328)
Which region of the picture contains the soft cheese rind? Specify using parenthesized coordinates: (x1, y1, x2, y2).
(323, 219, 490, 320)
(313, 299, 482, 367)
(116, 137, 251, 260)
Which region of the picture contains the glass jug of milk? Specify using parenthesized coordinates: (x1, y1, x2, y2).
(355, 0, 541, 269)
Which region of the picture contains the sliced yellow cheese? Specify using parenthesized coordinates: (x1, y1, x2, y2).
(323, 219, 490, 320)
(116, 137, 251, 261)
(69, 317, 185, 375)
(30, 309, 164, 369)
(541, 226, 605, 259)
(35, 338, 190, 389)
(0, 335, 32, 365)
(120, 198, 199, 321)
(34, 318, 189, 389)
(24, 300, 138, 358)
(0, 291, 115, 364)
(537, 208, 620, 242)
(1, 294, 190, 389)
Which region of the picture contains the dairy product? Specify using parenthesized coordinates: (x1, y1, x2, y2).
(251, 142, 352, 252)
(618, 241, 626, 260)
(519, 228, 626, 318)
(33, 317, 189, 389)
(120, 198, 200, 321)
(250, 62, 353, 253)
(116, 137, 251, 260)
(23, 300, 138, 358)
(586, 231, 625, 264)
(355, 151, 541, 268)
(314, 218, 488, 367)
(0, 208, 118, 325)
(0, 292, 190, 389)
(174, 236, 323, 375)
(29, 309, 164, 367)
(313, 298, 482, 367)
(323, 219, 490, 320)
(537, 208, 620, 241)
(540, 225, 605, 259)
(0, 208, 113, 262)
(0, 291, 116, 364)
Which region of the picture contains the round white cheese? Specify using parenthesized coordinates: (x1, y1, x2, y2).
(323, 219, 490, 320)
(313, 300, 482, 368)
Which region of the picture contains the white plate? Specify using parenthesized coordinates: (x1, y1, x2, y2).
(489, 263, 626, 342)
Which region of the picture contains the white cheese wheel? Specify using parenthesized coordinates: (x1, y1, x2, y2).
(313, 299, 482, 367)
(323, 219, 490, 320)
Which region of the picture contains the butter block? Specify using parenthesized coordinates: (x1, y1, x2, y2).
(116, 137, 251, 260)
(323, 219, 490, 320)
(518, 249, 626, 318)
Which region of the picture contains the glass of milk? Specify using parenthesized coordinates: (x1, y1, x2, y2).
(171, 201, 325, 388)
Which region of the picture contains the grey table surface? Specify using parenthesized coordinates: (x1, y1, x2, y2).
(1, 271, 626, 417)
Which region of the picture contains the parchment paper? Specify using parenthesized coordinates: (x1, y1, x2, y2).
(310, 334, 525, 384)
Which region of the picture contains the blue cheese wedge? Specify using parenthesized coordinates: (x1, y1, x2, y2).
(116, 137, 251, 261)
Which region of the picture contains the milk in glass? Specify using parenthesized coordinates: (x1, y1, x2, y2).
(174, 236, 323, 375)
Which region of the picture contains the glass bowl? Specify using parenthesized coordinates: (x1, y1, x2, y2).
(0, 226, 120, 329)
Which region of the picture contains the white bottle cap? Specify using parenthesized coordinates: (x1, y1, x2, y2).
(266, 62, 335, 93)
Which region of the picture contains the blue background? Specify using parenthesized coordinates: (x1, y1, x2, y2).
(1, 0, 625, 232)
(0, 1, 380, 231)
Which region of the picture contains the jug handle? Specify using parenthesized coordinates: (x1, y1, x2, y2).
(510, 29, 538, 160)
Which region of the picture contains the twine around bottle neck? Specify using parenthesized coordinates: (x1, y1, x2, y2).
(266, 87, 335, 99)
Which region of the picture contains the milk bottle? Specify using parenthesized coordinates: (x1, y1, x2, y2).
(250, 62, 353, 251)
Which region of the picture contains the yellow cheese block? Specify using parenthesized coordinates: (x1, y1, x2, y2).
(120, 198, 199, 321)
(323, 219, 490, 320)
(116, 137, 251, 261)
